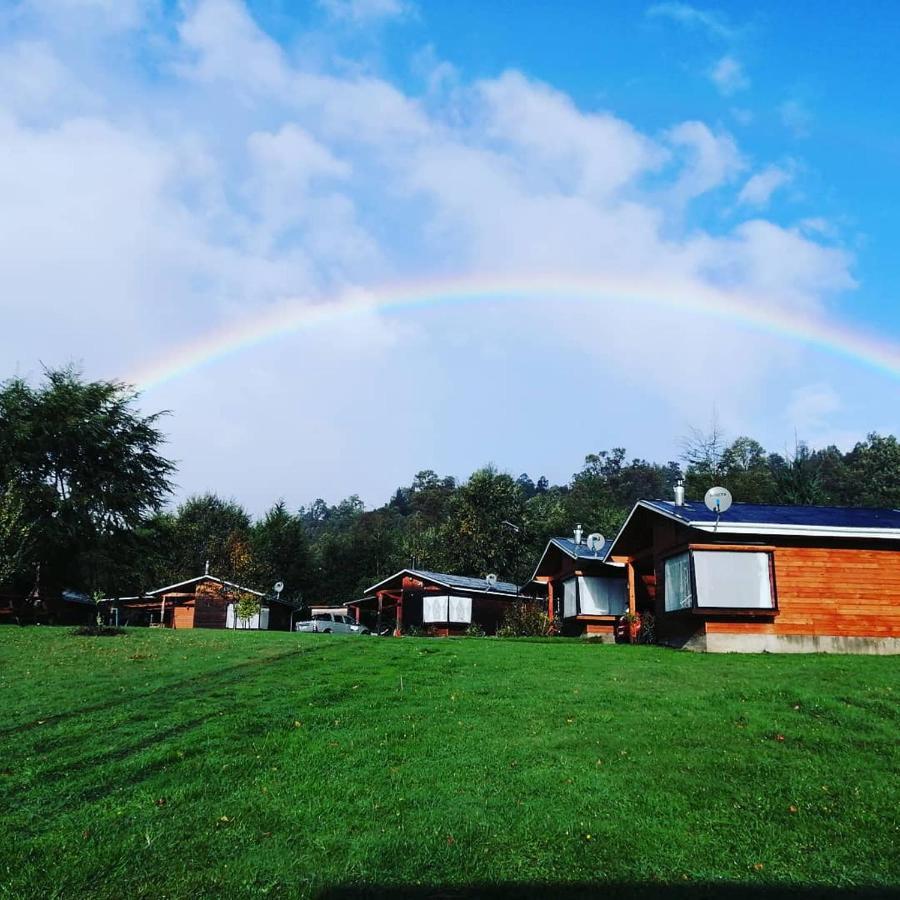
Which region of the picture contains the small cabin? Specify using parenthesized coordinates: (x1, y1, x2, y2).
(109, 574, 297, 631)
(607, 498, 900, 653)
(348, 569, 534, 636)
(0, 586, 97, 626)
(526, 528, 627, 640)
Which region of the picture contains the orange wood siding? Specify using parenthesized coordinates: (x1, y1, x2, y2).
(707, 546, 900, 638)
(173, 606, 194, 629)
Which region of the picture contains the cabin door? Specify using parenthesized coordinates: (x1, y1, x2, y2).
(173, 606, 194, 629)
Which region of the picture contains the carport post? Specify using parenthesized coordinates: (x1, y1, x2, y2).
(394, 592, 403, 637)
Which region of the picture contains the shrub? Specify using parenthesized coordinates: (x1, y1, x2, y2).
(638, 612, 656, 644)
(71, 625, 127, 637)
(464, 622, 485, 637)
(497, 601, 553, 637)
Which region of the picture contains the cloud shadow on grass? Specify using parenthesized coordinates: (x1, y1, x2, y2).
(316, 883, 899, 900)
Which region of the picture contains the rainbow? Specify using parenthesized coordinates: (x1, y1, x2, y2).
(128, 274, 900, 391)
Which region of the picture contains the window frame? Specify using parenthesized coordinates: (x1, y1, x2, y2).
(660, 546, 778, 616)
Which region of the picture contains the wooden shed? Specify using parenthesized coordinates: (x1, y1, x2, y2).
(526, 532, 627, 640)
(348, 569, 535, 636)
(606, 498, 900, 653)
(110, 573, 297, 631)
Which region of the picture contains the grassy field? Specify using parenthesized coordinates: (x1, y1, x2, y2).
(0, 629, 897, 900)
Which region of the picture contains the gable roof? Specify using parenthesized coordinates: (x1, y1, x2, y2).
(608, 499, 900, 557)
(143, 574, 265, 598)
(362, 568, 521, 598)
(528, 536, 621, 583)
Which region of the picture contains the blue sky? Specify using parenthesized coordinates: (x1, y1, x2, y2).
(2, 0, 898, 513)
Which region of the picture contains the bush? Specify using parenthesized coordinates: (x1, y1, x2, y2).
(464, 622, 485, 637)
(71, 625, 127, 637)
(497, 601, 553, 638)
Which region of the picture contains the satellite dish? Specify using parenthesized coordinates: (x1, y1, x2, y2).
(274, 581, 284, 595)
(704, 487, 733, 515)
(485, 573, 498, 589)
(586, 532, 605, 554)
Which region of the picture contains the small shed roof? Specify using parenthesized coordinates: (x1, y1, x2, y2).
(528, 537, 621, 583)
(608, 499, 900, 557)
(360, 568, 522, 599)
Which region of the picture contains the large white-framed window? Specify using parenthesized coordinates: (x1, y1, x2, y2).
(577, 576, 627, 616)
(692, 551, 775, 610)
(562, 578, 577, 617)
(664, 552, 693, 612)
(423, 595, 473, 624)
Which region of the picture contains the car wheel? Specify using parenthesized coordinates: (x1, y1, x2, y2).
(323, 628, 332, 633)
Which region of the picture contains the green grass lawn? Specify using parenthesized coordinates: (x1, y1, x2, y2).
(0, 628, 897, 900)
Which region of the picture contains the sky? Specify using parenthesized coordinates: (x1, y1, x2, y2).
(2, 0, 899, 514)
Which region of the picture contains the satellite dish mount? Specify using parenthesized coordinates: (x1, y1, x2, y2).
(586, 533, 605, 556)
(704, 487, 733, 533)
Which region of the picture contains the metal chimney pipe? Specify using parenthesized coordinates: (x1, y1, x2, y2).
(674, 479, 685, 507)
(573, 524, 583, 545)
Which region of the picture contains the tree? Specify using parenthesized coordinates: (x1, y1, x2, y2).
(439, 466, 525, 580)
(842, 433, 900, 507)
(0, 367, 174, 594)
(251, 501, 312, 601)
(169, 494, 252, 583)
(716, 437, 778, 504)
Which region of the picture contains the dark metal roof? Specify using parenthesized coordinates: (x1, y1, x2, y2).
(411, 569, 521, 595)
(62, 590, 94, 606)
(549, 537, 616, 560)
(363, 568, 522, 597)
(643, 500, 900, 530)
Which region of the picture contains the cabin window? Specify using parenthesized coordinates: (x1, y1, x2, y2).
(423, 595, 472, 624)
(577, 576, 627, 616)
(664, 552, 693, 612)
(562, 579, 577, 617)
(448, 596, 472, 623)
(423, 595, 448, 623)
(693, 551, 774, 609)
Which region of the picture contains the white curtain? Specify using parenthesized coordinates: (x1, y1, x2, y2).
(664, 553, 693, 612)
(693, 551, 774, 609)
(423, 595, 450, 623)
(563, 578, 577, 618)
(448, 595, 472, 623)
(577, 576, 627, 615)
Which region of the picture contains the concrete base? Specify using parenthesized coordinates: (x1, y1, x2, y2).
(691, 632, 900, 655)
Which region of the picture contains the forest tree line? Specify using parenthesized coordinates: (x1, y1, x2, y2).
(2, 368, 900, 607)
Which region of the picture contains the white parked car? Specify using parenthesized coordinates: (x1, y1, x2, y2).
(294, 612, 370, 635)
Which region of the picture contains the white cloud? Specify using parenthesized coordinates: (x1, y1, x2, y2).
(317, 0, 410, 24)
(665, 120, 744, 202)
(0, 0, 875, 510)
(710, 55, 749, 95)
(737, 164, 792, 208)
(646, 2, 735, 40)
(786, 383, 841, 433)
(780, 99, 813, 138)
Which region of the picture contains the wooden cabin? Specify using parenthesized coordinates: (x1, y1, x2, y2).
(0, 585, 97, 626)
(348, 569, 534, 636)
(109, 573, 297, 631)
(526, 530, 627, 640)
(607, 498, 900, 653)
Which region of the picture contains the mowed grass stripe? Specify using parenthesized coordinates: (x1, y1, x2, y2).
(0, 628, 897, 899)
